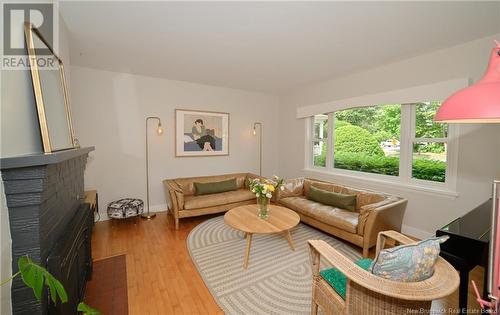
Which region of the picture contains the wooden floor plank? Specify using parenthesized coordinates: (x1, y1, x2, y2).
(89, 211, 483, 314)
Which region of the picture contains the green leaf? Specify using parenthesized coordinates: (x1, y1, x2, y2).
(77, 302, 101, 315)
(45, 277, 57, 303)
(16, 255, 68, 304)
(53, 278, 68, 303)
(18, 256, 42, 299)
(33, 269, 44, 300)
(17, 256, 29, 271)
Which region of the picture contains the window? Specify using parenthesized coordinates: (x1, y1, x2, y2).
(333, 104, 401, 177)
(411, 102, 448, 183)
(308, 101, 456, 187)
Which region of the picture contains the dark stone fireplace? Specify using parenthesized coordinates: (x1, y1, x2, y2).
(1, 147, 94, 314)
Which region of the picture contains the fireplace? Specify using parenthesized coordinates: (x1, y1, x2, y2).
(47, 203, 93, 315)
(1, 147, 94, 314)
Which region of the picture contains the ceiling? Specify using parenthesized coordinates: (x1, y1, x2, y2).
(60, 1, 500, 94)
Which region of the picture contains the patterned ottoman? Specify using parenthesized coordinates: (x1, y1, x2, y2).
(107, 198, 144, 219)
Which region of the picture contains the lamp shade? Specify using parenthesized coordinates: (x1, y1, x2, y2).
(435, 42, 500, 123)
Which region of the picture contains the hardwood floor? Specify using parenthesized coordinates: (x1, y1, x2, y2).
(90, 212, 223, 314)
(89, 211, 485, 314)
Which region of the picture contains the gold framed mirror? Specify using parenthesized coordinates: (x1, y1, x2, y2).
(24, 22, 76, 153)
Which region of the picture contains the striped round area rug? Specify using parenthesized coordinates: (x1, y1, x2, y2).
(187, 215, 362, 314)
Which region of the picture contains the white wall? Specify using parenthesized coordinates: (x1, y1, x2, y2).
(0, 16, 72, 158)
(0, 182, 11, 315)
(278, 33, 500, 238)
(0, 14, 72, 315)
(70, 66, 280, 220)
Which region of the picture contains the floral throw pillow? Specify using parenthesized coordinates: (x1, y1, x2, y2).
(370, 235, 448, 282)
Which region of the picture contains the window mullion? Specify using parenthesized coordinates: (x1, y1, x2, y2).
(326, 113, 334, 171)
(399, 105, 413, 181)
(444, 124, 459, 188)
(305, 117, 313, 168)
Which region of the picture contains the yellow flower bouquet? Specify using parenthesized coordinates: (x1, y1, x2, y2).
(248, 176, 284, 219)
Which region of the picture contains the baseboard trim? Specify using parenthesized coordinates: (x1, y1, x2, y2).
(149, 203, 169, 213)
(401, 224, 434, 240)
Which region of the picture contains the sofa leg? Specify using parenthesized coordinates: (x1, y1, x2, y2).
(362, 246, 369, 258)
(175, 218, 179, 230)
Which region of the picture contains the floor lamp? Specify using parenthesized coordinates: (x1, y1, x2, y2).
(142, 116, 164, 220)
(253, 122, 262, 176)
(435, 40, 500, 312)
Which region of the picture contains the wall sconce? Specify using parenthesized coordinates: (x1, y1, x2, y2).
(143, 116, 163, 220)
(156, 122, 164, 135)
(253, 122, 263, 176)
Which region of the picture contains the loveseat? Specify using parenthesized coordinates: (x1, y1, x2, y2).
(276, 178, 407, 257)
(163, 173, 260, 229)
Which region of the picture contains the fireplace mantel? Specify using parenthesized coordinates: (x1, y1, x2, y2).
(0, 147, 94, 170)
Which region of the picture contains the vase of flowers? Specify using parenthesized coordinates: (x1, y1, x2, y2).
(248, 176, 284, 219)
(257, 196, 270, 219)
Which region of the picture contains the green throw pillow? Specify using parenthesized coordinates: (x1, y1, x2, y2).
(194, 178, 237, 196)
(320, 258, 373, 300)
(307, 186, 357, 211)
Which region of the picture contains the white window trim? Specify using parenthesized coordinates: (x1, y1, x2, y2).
(296, 78, 469, 118)
(303, 166, 459, 198)
(326, 113, 334, 168)
(304, 106, 460, 198)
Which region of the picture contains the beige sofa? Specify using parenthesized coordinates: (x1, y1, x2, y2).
(163, 173, 260, 229)
(276, 178, 407, 257)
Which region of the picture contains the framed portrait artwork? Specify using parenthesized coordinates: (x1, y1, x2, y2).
(175, 109, 229, 157)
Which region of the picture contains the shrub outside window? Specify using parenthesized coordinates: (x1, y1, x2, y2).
(333, 105, 401, 177)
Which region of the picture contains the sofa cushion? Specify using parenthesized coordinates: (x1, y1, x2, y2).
(340, 186, 386, 211)
(236, 176, 248, 190)
(184, 189, 255, 210)
(307, 186, 357, 211)
(280, 196, 358, 234)
(224, 189, 255, 204)
(301, 179, 388, 211)
(279, 178, 305, 198)
(194, 178, 237, 196)
(304, 179, 344, 196)
(175, 173, 248, 196)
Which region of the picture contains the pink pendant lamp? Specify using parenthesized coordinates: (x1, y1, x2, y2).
(435, 41, 500, 313)
(435, 40, 500, 123)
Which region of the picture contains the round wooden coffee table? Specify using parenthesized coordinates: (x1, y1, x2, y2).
(224, 204, 300, 269)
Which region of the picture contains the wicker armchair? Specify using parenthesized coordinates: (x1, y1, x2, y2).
(308, 230, 460, 315)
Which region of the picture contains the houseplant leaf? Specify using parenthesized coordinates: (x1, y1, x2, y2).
(53, 276, 68, 303)
(32, 269, 44, 300)
(77, 302, 101, 315)
(45, 277, 57, 303)
(17, 255, 68, 304)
